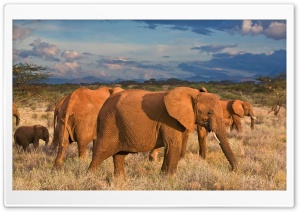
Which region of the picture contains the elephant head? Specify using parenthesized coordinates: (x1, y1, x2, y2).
(109, 86, 124, 95)
(34, 125, 49, 146)
(232, 100, 256, 129)
(164, 87, 237, 171)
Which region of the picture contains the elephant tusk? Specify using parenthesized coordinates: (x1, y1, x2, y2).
(251, 116, 256, 120)
(212, 131, 221, 144)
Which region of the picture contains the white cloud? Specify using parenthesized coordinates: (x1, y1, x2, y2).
(241, 20, 263, 35)
(240, 20, 286, 40)
(53, 61, 81, 77)
(264, 22, 286, 40)
(103, 63, 124, 71)
(61, 50, 83, 61)
(30, 38, 60, 60)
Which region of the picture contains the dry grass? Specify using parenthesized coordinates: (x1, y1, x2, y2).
(12, 104, 286, 191)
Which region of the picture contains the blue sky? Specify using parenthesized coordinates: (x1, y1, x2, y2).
(13, 20, 286, 82)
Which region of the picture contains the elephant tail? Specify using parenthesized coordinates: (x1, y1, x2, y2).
(53, 107, 58, 129)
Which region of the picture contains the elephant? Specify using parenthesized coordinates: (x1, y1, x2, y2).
(14, 125, 49, 151)
(149, 89, 236, 161)
(53, 86, 124, 168)
(220, 100, 256, 132)
(88, 87, 237, 177)
(13, 103, 21, 126)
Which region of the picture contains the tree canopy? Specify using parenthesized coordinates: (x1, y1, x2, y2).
(255, 73, 286, 115)
(13, 63, 52, 101)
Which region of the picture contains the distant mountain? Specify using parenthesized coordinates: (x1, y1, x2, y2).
(41, 71, 286, 85)
(71, 76, 107, 84)
(42, 76, 108, 84)
(184, 75, 240, 83)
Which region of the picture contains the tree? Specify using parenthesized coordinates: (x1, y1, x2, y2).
(256, 73, 286, 115)
(13, 63, 52, 101)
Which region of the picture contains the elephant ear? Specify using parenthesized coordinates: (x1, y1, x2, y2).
(164, 87, 199, 131)
(34, 125, 43, 139)
(232, 100, 245, 117)
(199, 87, 207, 93)
(43, 127, 49, 137)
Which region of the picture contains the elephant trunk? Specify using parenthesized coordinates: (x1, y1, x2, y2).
(45, 139, 49, 146)
(212, 118, 238, 171)
(16, 116, 20, 126)
(249, 109, 255, 129)
(250, 117, 255, 129)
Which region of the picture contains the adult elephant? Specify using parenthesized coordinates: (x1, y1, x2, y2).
(88, 87, 237, 177)
(179, 99, 253, 160)
(53, 86, 124, 168)
(13, 103, 21, 126)
(220, 100, 256, 132)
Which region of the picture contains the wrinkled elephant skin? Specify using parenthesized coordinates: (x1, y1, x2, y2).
(88, 87, 237, 177)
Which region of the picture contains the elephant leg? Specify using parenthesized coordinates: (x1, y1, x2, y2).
(161, 134, 182, 175)
(180, 131, 189, 159)
(149, 148, 160, 162)
(198, 126, 207, 159)
(232, 115, 243, 132)
(78, 141, 88, 159)
(33, 138, 39, 149)
(22, 144, 29, 152)
(233, 116, 243, 132)
(161, 147, 181, 175)
(88, 149, 113, 172)
(113, 152, 129, 178)
(54, 133, 70, 168)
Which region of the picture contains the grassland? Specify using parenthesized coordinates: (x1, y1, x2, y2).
(11, 83, 286, 190)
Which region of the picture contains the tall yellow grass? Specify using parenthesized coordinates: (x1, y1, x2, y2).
(12, 104, 286, 190)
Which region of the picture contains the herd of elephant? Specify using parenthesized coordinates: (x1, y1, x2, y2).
(13, 86, 256, 177)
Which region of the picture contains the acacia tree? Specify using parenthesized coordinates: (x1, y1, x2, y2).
(256, 73, 286, 115)
(13, 63, 52, 101)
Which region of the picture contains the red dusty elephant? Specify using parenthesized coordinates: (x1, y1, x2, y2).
(88, 87, 237, 177)
(52, 86, 124, 168)
(220, 100, 256, 132)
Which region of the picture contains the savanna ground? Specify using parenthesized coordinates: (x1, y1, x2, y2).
(11, 82, 286, 190)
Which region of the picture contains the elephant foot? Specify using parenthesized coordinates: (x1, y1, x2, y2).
(160, 169, 176, 178)
(230, 163, 238, 172)
(199, 155, 206, 160)
(52, 164, 62, 171)
(149, 149, 159, 162)
(149, 155, 158, 162)
(113, 171, 126, 181)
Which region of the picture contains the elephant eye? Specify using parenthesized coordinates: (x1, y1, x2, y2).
(208, 110, 213, 116)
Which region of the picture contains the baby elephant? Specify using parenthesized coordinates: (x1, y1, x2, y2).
(14, 125, 49, 151)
